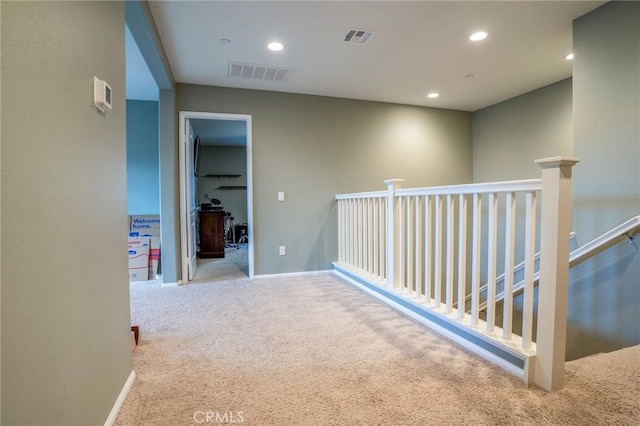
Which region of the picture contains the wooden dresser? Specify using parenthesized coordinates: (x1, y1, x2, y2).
(198, 211, 225, 258)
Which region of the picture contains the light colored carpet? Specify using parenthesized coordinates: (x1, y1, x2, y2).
(192, 246, 249, 283)
(118, 271, 639, 425)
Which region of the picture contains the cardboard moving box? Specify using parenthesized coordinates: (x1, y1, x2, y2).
(129, 215, 161, 238)
(128, 237, 150, 282)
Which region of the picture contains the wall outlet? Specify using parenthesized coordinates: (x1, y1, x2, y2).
(278, 191, 285, 202)
(279, 246, 286, 256)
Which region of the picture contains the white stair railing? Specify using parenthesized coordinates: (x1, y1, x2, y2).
(474, 215, 640, 311)
(335, 157, 580, 391)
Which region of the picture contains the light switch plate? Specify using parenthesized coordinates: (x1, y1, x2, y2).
(278, 191, 285, 201)
(279, 246, 286, 256)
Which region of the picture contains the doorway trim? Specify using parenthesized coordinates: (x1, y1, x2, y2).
(178, 111, 254, 282)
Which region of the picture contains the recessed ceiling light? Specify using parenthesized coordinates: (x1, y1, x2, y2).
(427, 92, 440, 99)
(219, 38, 231, 45)
(469, 31, 488, 41)
(268, 42, 284, 52)
(564, 52, 574, 60)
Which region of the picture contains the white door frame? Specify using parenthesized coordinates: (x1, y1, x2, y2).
(178, 111, 254, 282)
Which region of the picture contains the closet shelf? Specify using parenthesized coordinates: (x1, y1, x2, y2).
(203, 174, 241, 178)
(217, 186, 247, 190)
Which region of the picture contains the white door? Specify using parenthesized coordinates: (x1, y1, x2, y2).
(180, 117, 198, 281)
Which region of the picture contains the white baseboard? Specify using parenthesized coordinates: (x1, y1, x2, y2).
(104, 370, 136, 426)
(253, 269, 333, 279)
(161, 281, 179, 288)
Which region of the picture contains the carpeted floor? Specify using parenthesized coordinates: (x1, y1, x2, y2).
(118, 270, 639, 425)
(191, 246, 249, 283)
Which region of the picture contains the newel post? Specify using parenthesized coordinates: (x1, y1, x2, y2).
(384, 179, 405, 289)
(534, 156, 580, 391)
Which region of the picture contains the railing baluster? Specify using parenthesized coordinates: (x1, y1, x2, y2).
(359, 198, 365, 271)
(415, 196, 422, 297)
(337, 200, 342, 262)
(360, 198, 365, 272)
(363, 198, 368, 272)
(380, 197, 386, 281)
(372, 198, 378, 278)
(350, 199, 355, 268)
(343, 200, 347, 263)
(354, 199, 359, 270)
(342, 200, 347, 263)
(434, 195, 442, 308)
(503, 192, 516, 339)
(471, 193, 482, 325)
(351, 198, 356, 267)
(406, 196, 413, 294)
(486, 192, 498, 332)
(361, 198, 366, 271)
(346, 199, 351, 265)
(398, 196, 405, 290)
(362, 198, 367, 272)
(424, 195, 433, 303)
(367, 198, 372, 275)
(522, 192, 536, 348)
(457, 194, 467, 320)
(445, 194, 455, 313)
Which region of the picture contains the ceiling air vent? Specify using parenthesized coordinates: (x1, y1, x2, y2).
(228, 62, 292, 83)
(344, 28, 374, 45)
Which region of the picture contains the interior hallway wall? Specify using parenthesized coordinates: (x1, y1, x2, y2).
(1, 2, 132, 424)
(569, 0, 639, 359)
(198, 146, 248, 225)
(127, 100, 160, 215)
(177, 85, 472, 275)
(473, 78, 573, 183)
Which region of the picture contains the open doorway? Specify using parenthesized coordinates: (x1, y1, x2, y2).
(179, 112, 254, 283)
(125, 22, 161, 284)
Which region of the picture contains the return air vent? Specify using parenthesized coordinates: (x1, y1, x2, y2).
(228, 62, 292, 83)
(344, 28, 374, 44)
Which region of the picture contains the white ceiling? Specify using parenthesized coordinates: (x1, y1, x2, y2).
(148, 0, 605, 112)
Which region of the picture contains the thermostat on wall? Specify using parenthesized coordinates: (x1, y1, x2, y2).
(94, 76, 112, 112)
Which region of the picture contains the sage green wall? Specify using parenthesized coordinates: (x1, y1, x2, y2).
(198, 146, 248, 225)
(1, 2, 132, 424)
(573, 1, 640, 241)
(177, 84, 472, 275)
(473, 78, 573, 182)
(570, 0, 639, 358)
(159, 89, 180, 283)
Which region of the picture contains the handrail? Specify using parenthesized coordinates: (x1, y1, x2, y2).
(335, 190, 387, 200)
(568, 215, 640, 266)
(477, 215, 640, 311)
(335, 179, 543, 200)
(396, 179, 542, 197)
